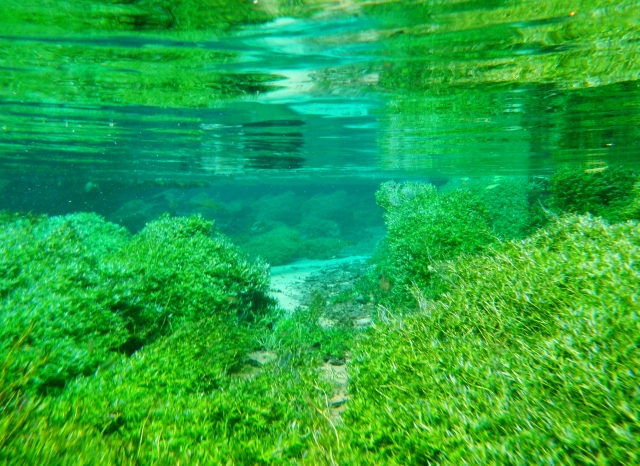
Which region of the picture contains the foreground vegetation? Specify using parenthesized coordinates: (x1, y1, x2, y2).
(0, 213, 269, 394)
(1, 167, 639, 464)
(342, 213, 639, 464)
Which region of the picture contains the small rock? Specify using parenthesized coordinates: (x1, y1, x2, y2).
(318, 317, 336, 328)
(247, 351, 277, 367)
(329, 395, 349, 408)
(354, 317, 372, 328)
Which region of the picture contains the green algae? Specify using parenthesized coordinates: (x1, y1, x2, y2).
(340, 214, 640, 465)
(441, 176, 548, 240)
(372, 181, 500, 303)
(0, 212, 269, 395)
(0, 257, 345, 464)
(240, 225, 347, 266)
(1, 0, 639, 462)
(550, 166, 638, 222)
(1, 197, 640, 464)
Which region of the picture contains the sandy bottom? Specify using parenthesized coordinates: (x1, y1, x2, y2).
(269, 255, 371, 312)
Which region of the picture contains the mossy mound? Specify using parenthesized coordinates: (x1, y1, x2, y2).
(550, 166, 638, 222)
(0, 290, 345, 465)
(240, 225, 303, 265)
(1, 211, 638, 464)
(240, 225, 346, 266)
(341, 215, 640, 464)
(43, 317, 320, 465)
(442, 176, 548, 240)
(0, 212, 269, 395)
(374, 181, 495, 299)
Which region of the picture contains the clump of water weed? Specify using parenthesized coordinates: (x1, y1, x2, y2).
(338, 215, 640, 464)
(550, 166, 638, 222)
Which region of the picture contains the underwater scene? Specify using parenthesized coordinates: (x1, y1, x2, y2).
(1, 0, 639, 464)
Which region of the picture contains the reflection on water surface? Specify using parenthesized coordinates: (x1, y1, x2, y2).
(1, 0, 638, 189)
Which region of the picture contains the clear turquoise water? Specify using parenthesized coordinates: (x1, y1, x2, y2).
(0, 1, 638, 250)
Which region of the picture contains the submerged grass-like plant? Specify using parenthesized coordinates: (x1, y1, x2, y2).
(372, 181, 496, 305)
(550, 166, 638, 222)
(2, 207, 638, 464)
(0, 212, 270, 395)
(40, 309, 347, 464)
(0, 209, 353, 463)
(0, 326, 122, 465)
(442, 176, 548, 240)
(337, 214, 640, 464)
(0, 328, 40, 456)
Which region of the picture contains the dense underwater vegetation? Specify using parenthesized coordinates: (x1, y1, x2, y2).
(1, 0, 639, 464)
(2, 167, 639, 464)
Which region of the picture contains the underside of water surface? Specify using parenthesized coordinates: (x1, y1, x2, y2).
(1, 1, 639, 464)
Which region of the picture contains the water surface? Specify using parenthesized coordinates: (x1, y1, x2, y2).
(0, 0, 638, 240)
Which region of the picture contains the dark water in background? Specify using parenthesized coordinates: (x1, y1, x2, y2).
(0, 0, 638, 261)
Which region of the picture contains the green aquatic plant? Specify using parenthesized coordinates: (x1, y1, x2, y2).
(336, 214, 640, 464)
(0, 212, 132, 394)
(3, 210, 638, 464)
(0, 326, 118, 465)
(0, 212, 269, 394)
(101, 214, 271, 334)
(240, 225, 304, 265)
(550, 166, 638, 222)
(0, 329, 41, 455)
(0, 213, 356, 463)
(303, 236, 347, 260)
(14, 303, 346, 463)
(620, 181, 640, 220)
(374, 181, 495, 300)
(253, 191, 304, 224)
(272, 291, 356, 361)
(442, 176, 549, 240)
(239, 224, 347, 266)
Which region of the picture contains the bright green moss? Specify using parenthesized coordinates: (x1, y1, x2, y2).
(271, 291, 356, 361)
(240, 225, 304, 265)
(2, 297, 348, 464)
(621, 181, 640, 220)
(102, 214, 271, 332)
(2, 211, 639, 464)
(239, 225, 346, 266)
(442, 176, 548, 240)
(42, 315, 323, 464)
(374, 181, 495, 301)
(550, 166, 638, 222)
(339, 215, 640, 464)
(0, 212, 269, 395)
(0, 210, 350, 464)
(0, 213, 132, 393)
